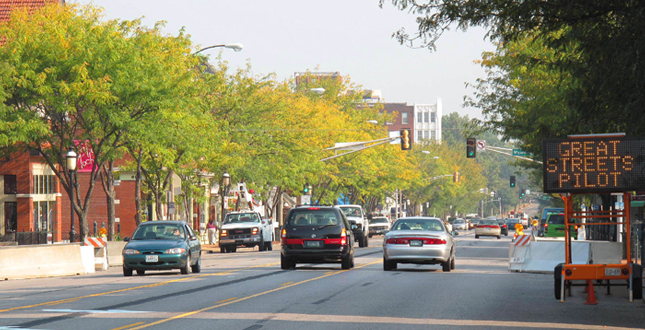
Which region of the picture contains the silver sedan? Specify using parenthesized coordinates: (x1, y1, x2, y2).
(383, 217, 456, 272)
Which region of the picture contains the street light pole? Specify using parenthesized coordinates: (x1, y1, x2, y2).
(66, 147, 78, 243)
(219, 172, 231, 229)
(193, 43, 243, 55)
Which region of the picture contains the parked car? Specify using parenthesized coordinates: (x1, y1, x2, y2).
(219, 211, 274, 253)
(538, 207, 565, 237)
(475, 219, 501, 239)
(335, 205, 369, 247)
(281, 206, 355, 270)
(122, 220, 201, 276)
(383, 217, 457, 272)
(543, 213, 577, 238)
(453, 218, 467, 231)
(368, 216, 391, 237)
(497, 219, 509, 236)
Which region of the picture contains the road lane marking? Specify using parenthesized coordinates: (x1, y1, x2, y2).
(110, 321, 145, 330)
(42, 309, 145, 314)
(279, 282, 294, 286)
(0, 263, 278, 314)
(127, 260, 381, 330)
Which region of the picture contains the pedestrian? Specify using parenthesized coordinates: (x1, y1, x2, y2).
(207, 219, 218, 245)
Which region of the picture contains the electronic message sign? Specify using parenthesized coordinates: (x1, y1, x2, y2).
(543, 136, 645, 193)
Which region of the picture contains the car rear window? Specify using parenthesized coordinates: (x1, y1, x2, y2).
(370, 218, 388, 224)
(548, 214, 565, 225)
(338, 206, 363, 217)
(132, 224, 185, 240)
(288, 209, 340, 226)
(392, 219, 444, 231)
(479, 220, 498, 226)
(454, 219, 464, 224)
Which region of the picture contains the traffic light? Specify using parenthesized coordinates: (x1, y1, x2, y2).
(510, 176, 516, 187)
(453, 171, 460, 183)
(303, 184, 309, 195)
(466, 137, 476, 158)
(519, 189, 525, 199)
(400, 129, 411, 150)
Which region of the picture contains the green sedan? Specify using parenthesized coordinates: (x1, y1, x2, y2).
(122, 220, 201, 276)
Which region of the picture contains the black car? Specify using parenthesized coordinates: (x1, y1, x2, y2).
(281, 206, 355, 270)
(497, 219, 509, 236)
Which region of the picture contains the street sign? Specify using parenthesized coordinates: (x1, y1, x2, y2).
(477, 140, 486, 152)
(543, 136, 645, 193)
(513, 149, 531, 156)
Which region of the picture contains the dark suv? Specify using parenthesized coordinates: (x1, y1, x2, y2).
(281, 206, 355, 270)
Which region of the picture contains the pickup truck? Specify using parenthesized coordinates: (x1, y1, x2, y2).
(219, 211, 273, 253)
(335, 205, 369, 247)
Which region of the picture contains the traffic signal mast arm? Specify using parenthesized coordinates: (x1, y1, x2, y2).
(320, 136, 398, 162)
(485, 146, 543, 164)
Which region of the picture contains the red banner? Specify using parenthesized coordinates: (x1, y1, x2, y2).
(74, 140, 95, 173)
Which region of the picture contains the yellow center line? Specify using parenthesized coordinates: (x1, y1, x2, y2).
(128, 260, 381, 330)
(280, 282, 294, 286)
(110, 322, 145, 330)
(0, 262, 279, 314)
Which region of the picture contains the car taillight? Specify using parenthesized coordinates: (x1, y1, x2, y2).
(220, 229, 228, 237)
(478, 225, 498, 229)
(502, 224, 507, 228)
(341, 228, 347, 245)
(544, 223, 548, 228)
(281, 228, 287, 245)
(386, 237, 446, 245)
(252, 227, 259, 235)
(308, 207, 320, 210)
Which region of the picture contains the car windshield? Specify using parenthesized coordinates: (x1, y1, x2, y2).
(224, 213, 260, 224)
(288, 209, 340, 227)
(339, 207, 362, 217)
(497, 220, 506, 225)
(132, 224, 185, 240)
(370, 218, 388, 224)
(454, 219, 464, 224)
(392, 219, 444, 231)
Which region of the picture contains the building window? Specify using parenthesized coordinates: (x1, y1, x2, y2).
(418, 131, 423, 141)
(4, 175, 16, 194)
(417, 114, 422, 124)
(424, 113, 429, 123)
(424, 131, 429, 139)
(431, 130, 436, 140)
(431, 112, 436, 123)
(33, 201, 52, 231)
(402, 112, 409, 125)
(33, 175, 56, 195)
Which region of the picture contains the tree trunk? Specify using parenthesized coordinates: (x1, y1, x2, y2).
(134, 148, 143, 225)
(100, 161, 116, 240)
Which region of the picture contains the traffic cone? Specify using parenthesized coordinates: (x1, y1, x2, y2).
(584, 280, 598, 305)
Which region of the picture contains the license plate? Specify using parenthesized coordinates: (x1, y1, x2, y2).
(605, 268, 621, 276)
(409, 240, 422, 246)
(145, 255, 158, 263)
(304, 240, 323, 248)
(486, 228, 491, 231)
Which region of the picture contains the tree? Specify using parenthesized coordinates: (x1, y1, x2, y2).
(0, 4, 201, 239)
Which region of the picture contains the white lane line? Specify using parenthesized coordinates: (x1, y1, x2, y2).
(41, 309, 145, 314)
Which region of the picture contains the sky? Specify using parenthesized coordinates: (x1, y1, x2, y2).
(72, 0, 495, 119)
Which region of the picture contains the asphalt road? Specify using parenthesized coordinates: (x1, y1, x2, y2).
(1, 230, 645, 330)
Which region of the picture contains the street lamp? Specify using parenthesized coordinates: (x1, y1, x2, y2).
(193, 43, 243, 55)
(220, 172, 231, 227)
(367, 120, 378, 125)
(66, 146, 77, 243)
(309, 87, 325, 95)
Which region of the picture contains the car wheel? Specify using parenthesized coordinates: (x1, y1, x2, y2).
(136, 269, 145, 276)
(123, 266, 133, 277)
(341, 253, 352, 270)
(220, 245, 227, 253)
(450, 256, 455, 270)
(259, 236, 266, 251)
(475, 235, 479, 239)
(181, 254, 191, 274)
(281, 254, 293, 270)
(350, 254, 355, 268)
(364, 235, 369, 247)
(191, 255, 201, 273)
(230, 247, 237, 253)
(497, 235, 501, 239)
(442, 257, 452, 272)
(266, 241, 273, 251)
(368, 234, 373, 238)
(554, 263, 563, 300)
(358, 235, 365, 248)
(383, 257, 396, 271)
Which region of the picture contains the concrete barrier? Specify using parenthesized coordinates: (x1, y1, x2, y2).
(0, 244, 87, 280)
(106, 241, 127, 267)
(508, 240, 625, 273)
